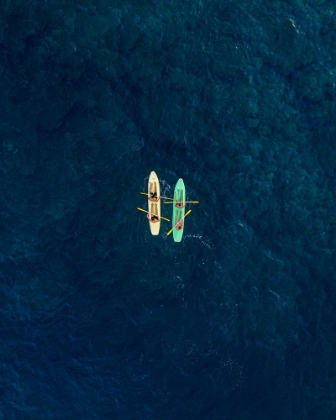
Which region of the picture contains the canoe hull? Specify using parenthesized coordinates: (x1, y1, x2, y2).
(148, 171, 161, 235)
(172, 178, 185, 242)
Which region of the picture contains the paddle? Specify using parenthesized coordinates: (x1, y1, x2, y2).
(164, 201, 199, 204)
(137, 207, 170, 222)
(167, 210, 192, 236)
(140, 192, 173, 200)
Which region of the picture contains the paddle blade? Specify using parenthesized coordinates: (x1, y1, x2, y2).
(140, 192, 149, 196)
(164, 202, 173, 204)
(137, 207, 147, 213)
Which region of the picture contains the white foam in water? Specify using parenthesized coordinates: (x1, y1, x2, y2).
(183, 234, 214, 249)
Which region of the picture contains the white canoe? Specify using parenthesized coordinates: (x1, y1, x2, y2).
(148, 171, 161, 235)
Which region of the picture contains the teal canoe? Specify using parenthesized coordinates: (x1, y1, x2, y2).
(172, 178, 186, 243)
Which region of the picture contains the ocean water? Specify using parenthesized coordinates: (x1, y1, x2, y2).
(1, 0, 336, 418)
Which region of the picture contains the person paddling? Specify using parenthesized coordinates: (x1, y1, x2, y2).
(147, 213, 159, 223)
(147, 203, 160, 223)
(175, 211, 183, 230)
(149, 182, 160, 202)
(175, 191, 186, 208)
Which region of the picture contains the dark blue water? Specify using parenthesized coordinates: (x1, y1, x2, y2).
(1, 0, 336, 418)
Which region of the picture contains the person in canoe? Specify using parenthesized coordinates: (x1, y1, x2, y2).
(175, 211, 183, 230)
(175, 191, 186, 208)
(147, 203, 160, 223)
(149, 182, 160, 202)
(147, 213, 159, 223)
